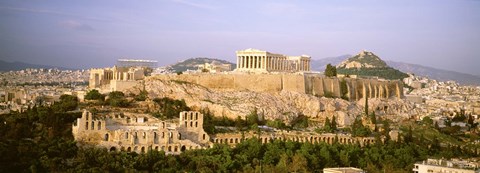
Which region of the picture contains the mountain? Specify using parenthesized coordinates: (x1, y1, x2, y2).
(386, 61, 480, 86)
(168, 57, 236, 72)
(0, 60, 71, 71)
(310, 55, 351, 72)
(336, 51, 409, 80)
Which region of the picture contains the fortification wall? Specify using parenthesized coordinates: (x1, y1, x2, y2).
(149, 73, 403, 100)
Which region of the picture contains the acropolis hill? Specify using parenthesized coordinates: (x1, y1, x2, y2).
(118, 49, 409, 126)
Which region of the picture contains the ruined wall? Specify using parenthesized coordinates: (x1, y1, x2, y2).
(149, 73, 403, 100)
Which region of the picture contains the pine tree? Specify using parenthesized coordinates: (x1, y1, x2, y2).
(331, 115, 337, 132)
(324, 117, 332, 132)
(325, 64, 337, 77)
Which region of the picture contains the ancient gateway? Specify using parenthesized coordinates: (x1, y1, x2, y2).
(236, 48, 311, 73)
(89, 66, 145, 92)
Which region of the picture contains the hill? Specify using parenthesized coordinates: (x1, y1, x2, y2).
(310, 55, 480, 86)
(0, 60, 71, 71)
(336, 51, 409, 80)
(168, 58, 236, 72)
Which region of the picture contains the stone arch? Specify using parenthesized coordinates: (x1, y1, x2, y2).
(161, 146, 165, 151)
(181, 145, 186, 152)
(154, 132, 158, 144)
(155, 146, 159, 151)
(195, 122, 198, 127)
(91, 121, 95, 130)
(110, 147, 116, 151)
(174, 146, 178, 152)
(230, 138, 234, 144)
(134, 146, 138, 152)
(98, 122, 101, 130)
(190, 121, 193, 127)
(195, 113, 198, 120)
(127, 147, 132, 152)
(235, 138, 239, 144)
(104, 133, 109, 141)
(203, 134, 206, 140)
(125, 132, 129, 139)
(141, 147, 145, 153)
(85, 122, 89, 130)
(168, 146, 172, 152)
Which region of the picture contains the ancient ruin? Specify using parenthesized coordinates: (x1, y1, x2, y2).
(72, 110, 211, 154)
(89, 66, 145, 92)
(235, 48, 311, 73)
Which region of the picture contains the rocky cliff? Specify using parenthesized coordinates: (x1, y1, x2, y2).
(132, 76, 415, 126)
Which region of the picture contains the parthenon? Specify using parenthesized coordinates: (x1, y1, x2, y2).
(235, 48, 311, 73)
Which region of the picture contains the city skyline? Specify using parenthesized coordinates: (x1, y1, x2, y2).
(1, 0, 480, 76)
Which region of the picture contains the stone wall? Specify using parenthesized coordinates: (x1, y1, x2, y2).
(150, 73, 403, 100)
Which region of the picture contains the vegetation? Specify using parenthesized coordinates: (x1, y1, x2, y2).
(339, 79, 348, 100)
(337, 67, 409, 80)
(324, 63, 337, 77)
(1, 95, 478, 172)
(84, 89, 105, 101)
(134, 90, 148, 101)
(106, 91, 130, 107)
(152, 97, 190, 119)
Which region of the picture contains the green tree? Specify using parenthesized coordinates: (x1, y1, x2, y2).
(85, 89, 105, 101)
(324, 117, 332, 133)
(106, 91, 130, 107)
(53, 94, 79, 112)
(331, 115, 337, 132)
(325, 64, 337, 77)
(340, 79, 348, 100)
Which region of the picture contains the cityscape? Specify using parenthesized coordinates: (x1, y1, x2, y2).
(1, 1, 480, 173)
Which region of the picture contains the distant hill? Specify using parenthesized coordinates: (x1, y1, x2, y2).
(336, 51, 409, 80)
(310, 55, 351, 72)
(386, 61, 480, 86)
(168, 57, 236, 72)
(0, 60, 70, 71)
(310, 55, 480, 86)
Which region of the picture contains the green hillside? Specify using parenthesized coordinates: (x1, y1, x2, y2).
(337, 51, 408, 80)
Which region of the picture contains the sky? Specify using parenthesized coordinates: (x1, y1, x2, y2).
(1, 0, 479, 75)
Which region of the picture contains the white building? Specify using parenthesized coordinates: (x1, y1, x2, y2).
(413, 159, 479, 173)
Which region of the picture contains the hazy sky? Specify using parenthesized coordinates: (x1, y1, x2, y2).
(1, 0, 479, 75)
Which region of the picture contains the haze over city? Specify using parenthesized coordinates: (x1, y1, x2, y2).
(1, 0, 479, 76)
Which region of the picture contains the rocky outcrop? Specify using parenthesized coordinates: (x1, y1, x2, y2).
(131, 77, 415, 126)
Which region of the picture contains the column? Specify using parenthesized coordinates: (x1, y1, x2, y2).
(237, 57, 240, 69)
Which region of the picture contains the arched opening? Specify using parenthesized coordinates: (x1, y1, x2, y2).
(125, 132, 129, 139)
(155, 146, 159, 151)
(168, 146, 172, 152)
(195, 122, 198, 127)
(98, 122, 101, 130)
(203, 134, 206, 140)
(195, 114, 198, 120)
(230, 138, 233, 144)
(110, 147, 116, 151)
(154, 132, 158, 144)
(161, 146, 165, 151)
(104, 134, 109, 141)
(190, 121, 193, 127)
(185, 121, 187, 127)
(174, 146, 178, 152)
(85, 122, 89, 130)
(141, 147, 145, 153)
(121, 147, 125, 151)
(181, 145, 186, 152)
(127, 147, 132, 152)
(91, 121, 95, 130)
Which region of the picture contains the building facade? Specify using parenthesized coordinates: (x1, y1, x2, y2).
(72, 110, 211, 154)
(197, 61, 232, 73)
(235, 48, 311, 73)
(413, 159, 478, 173)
